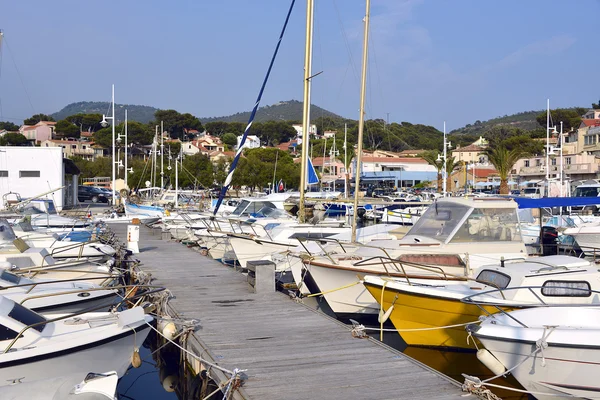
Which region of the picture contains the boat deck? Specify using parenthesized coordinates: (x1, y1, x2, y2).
(109, 223, 465, 400)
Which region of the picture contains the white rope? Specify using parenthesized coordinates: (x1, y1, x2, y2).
(360, 319, 482, 333)
(462, 326, 565, 398)
(144, 319, 245, 378)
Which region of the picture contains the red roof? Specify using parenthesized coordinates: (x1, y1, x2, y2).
(474, 168, 498, 178)
(277, 140, 298, 151)
(581, 119, 600, 127)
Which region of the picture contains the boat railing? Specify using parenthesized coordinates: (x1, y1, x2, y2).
(294, 237, 349, 257)
(3, 284, 165, 354)
(460, 284, 600, 327)
(353, 256, 460, 285)
(16, 283, 156, 309)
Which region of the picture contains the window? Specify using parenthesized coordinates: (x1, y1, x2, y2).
(450, 207, 523, 243)
(585, 135, 597, 146)
(536, 159, 541, 166)
(72, 145, 76, 149)
(8, 302, 47, 332)
(0, 171, 7, 177)
(524, 160, 530, 167)
(565, 157, 572, 165)
(19, 171, 40, 178)
(475, 269, 511, 289)
(551, 158, 557, 166)
(541, 281, 590, 297)
(0, 324, 18, 341)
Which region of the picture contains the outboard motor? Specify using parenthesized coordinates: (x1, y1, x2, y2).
(541, 226, 559, 256)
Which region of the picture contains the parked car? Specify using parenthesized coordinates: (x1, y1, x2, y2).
(78, 186, 110, 203)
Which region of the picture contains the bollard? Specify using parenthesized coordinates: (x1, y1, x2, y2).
(246, 260, 275, 293)
(127, 225, 140, 254)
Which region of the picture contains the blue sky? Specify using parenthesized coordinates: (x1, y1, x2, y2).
(1, 0, 598, 130)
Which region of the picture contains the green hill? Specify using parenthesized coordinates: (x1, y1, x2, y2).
(201, 100, 344, 123)
(52, 101, 159, 124)
(450, 110, 544, 136)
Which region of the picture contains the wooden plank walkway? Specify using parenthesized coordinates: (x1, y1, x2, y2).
(110, 224, 465, 400)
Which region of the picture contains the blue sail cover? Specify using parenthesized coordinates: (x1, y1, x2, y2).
(307, 158, 319, 185)
(514, 197, 600, 209)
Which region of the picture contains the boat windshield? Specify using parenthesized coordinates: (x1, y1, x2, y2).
(451, 207, 522, 243)
(0, 219, 17, 243)
(406, 202, 470, 242)
(231, 200, 250, 216)
(231, 201, 278, 217)
(255, 207, 286, 218)
(8, 302, 47, 332)
(0, 270, 21, 285)
(573, 186, 600, 197)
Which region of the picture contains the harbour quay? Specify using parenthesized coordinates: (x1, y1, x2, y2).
(109, 223, 465, 400)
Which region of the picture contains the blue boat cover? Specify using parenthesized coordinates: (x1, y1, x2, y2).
(513, 197, 600, 209)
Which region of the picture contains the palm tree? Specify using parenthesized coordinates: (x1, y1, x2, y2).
(484, 146, 528, 194)
(421, 151, 444, 193)
(444, 155, 462, 193)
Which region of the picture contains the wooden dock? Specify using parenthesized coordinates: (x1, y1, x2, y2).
(110, 224, 465, 400)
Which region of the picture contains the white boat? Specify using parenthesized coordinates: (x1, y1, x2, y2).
(295, 197, 528, 317)
(471, 307, 600, 400)
(0, 370, 118, 399)
(0, 268, 118, 315)
(563, 222, 600, 252)
(124, 201, 165, 219)
(363, 255, 600, 349)
(0, 298, 151, 386)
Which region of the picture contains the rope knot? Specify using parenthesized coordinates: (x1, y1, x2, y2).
(349, 319, 368, 339)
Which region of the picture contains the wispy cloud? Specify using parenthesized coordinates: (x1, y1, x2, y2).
(494, 35, 576, 69)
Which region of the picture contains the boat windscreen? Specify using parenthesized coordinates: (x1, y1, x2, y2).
(231, 200, 250, 216)
(0, 270, 21, 285)
(8, 302, 47, 332)
(406, 202, 470, 242)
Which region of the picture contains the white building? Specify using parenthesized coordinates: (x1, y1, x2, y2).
(236, 135, 260, 150)
(0, 147, 71, 210)
(292, 124, 317, 145)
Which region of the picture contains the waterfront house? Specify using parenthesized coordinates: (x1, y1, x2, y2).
(236, 135, 260, 151)
(19, 121, 56, 145)
(42, 139, 100, 161)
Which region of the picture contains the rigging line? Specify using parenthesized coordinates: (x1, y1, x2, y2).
(331, 0, 360, 85)
(313, 0, 326, 134)
(213, 0, 296, 215)
(3, 36, 35, 115)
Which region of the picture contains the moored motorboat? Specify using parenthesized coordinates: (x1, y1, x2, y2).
(363, 255, 599, 349)
(295, 197, 528, 318)
(0, 297, 152, 386)
(469, 307, 600, 400)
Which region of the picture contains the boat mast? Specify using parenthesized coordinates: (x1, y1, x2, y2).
(298, 0, 314, 223)
(125, 109, 128, 187)
(160, 121, 164, 189)
(344, 123, 348, 198)
(351, 0, 371, 242)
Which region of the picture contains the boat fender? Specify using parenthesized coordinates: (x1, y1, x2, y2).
(378, 305, 394, 324)
(131, 348, 142, 368)
(158, 321, 178, 341)
(476, 349, 506, 376)
(162, 375, 177, 392)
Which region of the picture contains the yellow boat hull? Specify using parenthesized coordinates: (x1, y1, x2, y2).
(364, 282, 514, 349)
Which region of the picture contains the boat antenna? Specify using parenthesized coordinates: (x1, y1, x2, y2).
(213, 0, 296, 216)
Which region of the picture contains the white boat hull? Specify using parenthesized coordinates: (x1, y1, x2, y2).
(0, 321, 150, 387)
(229, 237, 296, 270)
